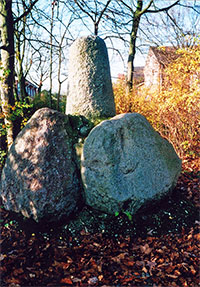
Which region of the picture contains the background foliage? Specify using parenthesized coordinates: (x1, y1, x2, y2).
(0, 90, 66, 171)
(114, 47, 200, 164)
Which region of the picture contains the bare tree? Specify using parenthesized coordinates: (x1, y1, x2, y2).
(66, 0, 112, 36)
(0, 0, 15, 148)
(28, 47, 49, 95)
(162, 1, 200, 48)
(64, 0, 182, 93)
(115, 0, 180, 92)
(15, 0, 29, 101)
(57, 23, 71, 111)
(0, 0, 39, 149)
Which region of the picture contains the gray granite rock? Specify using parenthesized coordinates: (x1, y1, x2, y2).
(0, 108, 81, 222)
(66, 35, 116, 118)
(81, 113, 182, 215)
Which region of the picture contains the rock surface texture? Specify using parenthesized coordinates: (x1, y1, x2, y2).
(65, 35, 116, 118)
(0, 108, 81, 222)
(81, 113, 182, 215)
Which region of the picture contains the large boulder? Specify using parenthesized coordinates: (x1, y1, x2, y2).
(81, 113, 182, 215)
(65, 35, 116, 118)
(0, 108, 82, 222)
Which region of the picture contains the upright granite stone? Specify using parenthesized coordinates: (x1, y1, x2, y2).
(0, 108, 81, 222)
(66, 35, 116, 118)
(81, 113, 182, 215)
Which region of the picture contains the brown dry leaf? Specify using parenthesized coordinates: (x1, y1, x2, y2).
(124, 260, 135, 267)
(156, 248, 164, 254)
(60, 277, 73, 284)
(140, 243, 152, 255)
(52, 260, 61, 267)
(122, 276, 136, 283)
(190, 265, 196, 275)
(48, 267, 53, 272)
(88, 277, 98, 285)
(0, 254, 6, 261)
(119, 242, 127, 248)
(80, 229, 90, 236)
(112, 253, 127, 263)
(52, 260, 72, 271)
(0, 266, 7, 273)
(146, 261, 157, 275)
(5, 278, 21, 284)
(157, 258, 164, 264)
(136, 260, 144, 267)
(93, 242, 101, 247)
(43, 242, 51, 251)
(194, 233, 200, 241)
(171, 282, 179, 287)
(98, 275, 103, 281)
(13, 268, 24, 276)
(165, 265, 175, 273)
(89, 257, 98, 267)
(182, 263, 189, 271)
(60, 262, 71, 270)
(26, 267, 36, 272)
(142, 266, 148, 273)
(82, 268, 96, 275)
(166, 274, 179, 279)
(66, 256, 73, 263)
(72, 277, 81, 283)
(174, 269, 181, 276)
(182, 280, 188, 287)
(97, 263, 102, 273)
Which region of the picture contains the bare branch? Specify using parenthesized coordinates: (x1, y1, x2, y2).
(73, 0, 95, 22)
(96, 0, 111, 27)
(139, 0, 153, 16)
(14, 0, 40, 24)
(146, 0, 180, 14)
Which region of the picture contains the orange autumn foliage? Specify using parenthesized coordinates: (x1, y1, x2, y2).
(113, 47, 200, 166)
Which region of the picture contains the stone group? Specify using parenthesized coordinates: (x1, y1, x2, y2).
(0, 36, 182, 223)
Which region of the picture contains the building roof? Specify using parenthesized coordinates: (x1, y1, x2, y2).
(150, 46, 179, 66)
(25, 79, 39, 89)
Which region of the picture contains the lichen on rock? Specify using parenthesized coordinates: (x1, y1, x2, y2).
(0, 108, 84, 222)
(66, 35, 116, 118)
(81, 113, 182, 215)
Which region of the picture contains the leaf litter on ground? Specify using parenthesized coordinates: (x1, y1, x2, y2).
(0, 164, 199, 286)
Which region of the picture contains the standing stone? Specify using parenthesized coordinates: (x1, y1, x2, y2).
(66, 35, 116, 118)
(81, 113, 182, 215)
(0, 108, 81, 222)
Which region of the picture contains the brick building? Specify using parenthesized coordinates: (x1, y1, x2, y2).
(144, 46, 179, 92)
(16, 79, 38, 99)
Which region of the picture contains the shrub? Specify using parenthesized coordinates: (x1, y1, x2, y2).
(0, 91, 66, 171)
(31, 90, 66, 113)
(113, 47, 200, 164)
(0, 99, 34, 170)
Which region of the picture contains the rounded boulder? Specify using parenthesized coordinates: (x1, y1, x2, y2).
(81, 113, 182, 215)
(0, 108, 81, 222)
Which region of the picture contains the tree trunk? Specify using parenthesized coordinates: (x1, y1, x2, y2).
(18, 73, 28, 100)
(126, 0, 143, 93)
(0, 0, 15, 149)
(49, 2, 54, 108)
(15, 13, 28, 102)
(38, 78, 43, 96)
